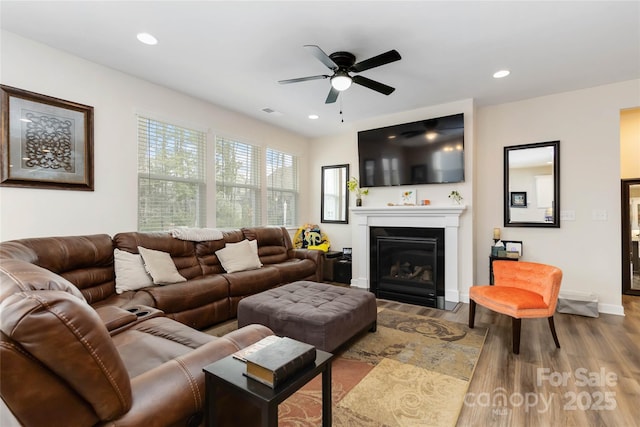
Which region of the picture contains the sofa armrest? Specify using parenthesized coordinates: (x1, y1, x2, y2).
(95, 305, 165, 335)
(95, 305, 138, 332)
(104, 324, 273, 427)
(290, 248, 324, 281)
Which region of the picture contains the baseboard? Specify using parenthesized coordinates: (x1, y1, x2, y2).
(597, 303, 625, 316)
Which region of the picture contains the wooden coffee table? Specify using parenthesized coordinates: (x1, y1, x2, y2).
(203, 349, 333, 427)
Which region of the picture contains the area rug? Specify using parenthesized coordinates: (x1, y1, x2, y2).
(277, 308, 487, 427)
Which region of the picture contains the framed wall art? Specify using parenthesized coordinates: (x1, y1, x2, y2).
(510, 191, 527, 207)
(1, 85, 94, 190)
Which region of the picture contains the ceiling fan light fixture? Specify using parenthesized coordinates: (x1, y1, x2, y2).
(331, 71, 352, 91)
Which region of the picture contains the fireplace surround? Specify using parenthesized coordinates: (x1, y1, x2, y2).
(350, 205, 466, 306)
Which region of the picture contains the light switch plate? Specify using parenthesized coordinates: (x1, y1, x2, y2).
(560, 210, 575, 221)
(592, 209, 608, 221)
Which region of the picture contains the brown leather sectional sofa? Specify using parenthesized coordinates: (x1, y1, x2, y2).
(0, 226, 323, 329)
(0, 226, 323, 426)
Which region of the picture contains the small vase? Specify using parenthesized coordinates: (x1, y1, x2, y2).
(356, 198, 362, 207)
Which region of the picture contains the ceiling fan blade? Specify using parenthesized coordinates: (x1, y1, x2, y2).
(325, 86, 339, 104)
(304, 45, 339, 70)
(278, 75, 329, 84)
(350, 49, 401, 73)
(352, 75, 395, 95)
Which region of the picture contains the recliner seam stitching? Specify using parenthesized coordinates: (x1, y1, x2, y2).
(175, 357, 201, 408)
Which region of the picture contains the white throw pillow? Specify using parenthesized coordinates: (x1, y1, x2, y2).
(114, 249, 154, 294)
(137, 246, 187, 285)
(215, 239, 263, 273)
(225, 238, 259, 254)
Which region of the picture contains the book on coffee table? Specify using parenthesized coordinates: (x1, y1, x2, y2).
(243, 337, 316, 388)
(232, 335, 282, 362)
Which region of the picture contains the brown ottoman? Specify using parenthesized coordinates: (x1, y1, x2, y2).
(237, 281, 377, 352)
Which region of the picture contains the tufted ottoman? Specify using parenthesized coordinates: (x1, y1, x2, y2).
(237, 281, 377, 352)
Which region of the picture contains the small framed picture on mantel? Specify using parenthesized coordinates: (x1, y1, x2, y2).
(400, 189, 417, 205)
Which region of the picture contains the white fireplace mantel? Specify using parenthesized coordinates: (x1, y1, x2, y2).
(350, 205, 466, 304)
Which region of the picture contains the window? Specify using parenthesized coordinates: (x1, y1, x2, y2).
(137, 116, 206, 231)
(266, 148, 298, 226)
(215, 136, 261, 227)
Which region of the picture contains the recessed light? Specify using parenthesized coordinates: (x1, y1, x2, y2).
(308, 114, 319, 120)
(137, 32, 158, 45)
(493, 69, 510, 79)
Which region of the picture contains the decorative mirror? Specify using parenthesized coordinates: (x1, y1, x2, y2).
(321, 164, 349, 224)
(504, 141, 560, 228)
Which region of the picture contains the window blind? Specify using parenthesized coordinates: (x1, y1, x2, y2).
(215, 136, 261, 227)
(137, 116, 206, 231)
(266, 148, 298, 226)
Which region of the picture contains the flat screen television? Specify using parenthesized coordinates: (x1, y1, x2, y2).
(357, 113, 464, 187)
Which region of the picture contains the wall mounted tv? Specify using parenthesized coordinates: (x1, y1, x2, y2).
(357, 113, 464, 187)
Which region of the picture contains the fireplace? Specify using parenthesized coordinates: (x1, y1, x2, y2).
(370, 227, 445, 309)
(350, 205, 466, 306)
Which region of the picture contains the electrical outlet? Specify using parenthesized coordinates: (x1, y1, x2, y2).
(560, 210, 575, 221)
(592, 209, 608, 221)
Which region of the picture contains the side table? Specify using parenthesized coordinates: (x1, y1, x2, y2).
(323, 250, 343, 281)
(203, 349, 333, 427)
(334, 259, 352, 284)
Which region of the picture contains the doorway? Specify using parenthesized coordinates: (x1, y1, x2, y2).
(622, 179, 640, 296)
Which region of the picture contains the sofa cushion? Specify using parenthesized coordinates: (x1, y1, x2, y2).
(0, 234, 115, 305)
(195, 229, 244, 275)
(269, 258, 318, 283)
(0, 259, 87, 303)
(114, 249, 154, 294)
(138, 247, 187, 285)
(215, 239, 262, 273)
(242, 226, 290, 264)
(141, 275, 229, 314)
(113, 232, 201, 280)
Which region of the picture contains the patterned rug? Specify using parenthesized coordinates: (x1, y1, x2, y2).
(278, 308, 487, 427)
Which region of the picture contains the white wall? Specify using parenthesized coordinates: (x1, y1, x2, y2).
(0, 31, 311, 241)
(477, 80, 639, 315)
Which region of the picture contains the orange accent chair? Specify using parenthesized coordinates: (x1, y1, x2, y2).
(469, 260, 563, 354)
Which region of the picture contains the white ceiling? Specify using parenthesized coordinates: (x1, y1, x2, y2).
(1, 1, 639, 139)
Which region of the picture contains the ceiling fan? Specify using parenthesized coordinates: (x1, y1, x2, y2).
(278, 45, 401, 104)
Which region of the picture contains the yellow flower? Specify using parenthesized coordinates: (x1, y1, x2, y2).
(347, 177, 369, 198)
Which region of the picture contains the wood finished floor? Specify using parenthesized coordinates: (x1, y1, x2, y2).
(377, 295, 640, 427)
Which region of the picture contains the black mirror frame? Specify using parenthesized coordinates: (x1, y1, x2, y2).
(504, 141, 560, 228)
(321, 164, 349, 224)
